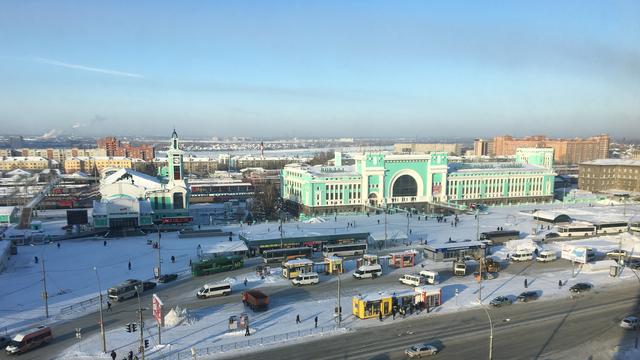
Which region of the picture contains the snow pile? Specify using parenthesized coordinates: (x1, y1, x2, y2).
(304, 217, 326, 224)
(505, 238, 538, 252)
(164, 306, 199, 327)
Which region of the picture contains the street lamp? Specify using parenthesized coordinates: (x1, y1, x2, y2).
(93, 266, 107, 353)
(482, 305, 494, 360)
(135, 285, 145, 360)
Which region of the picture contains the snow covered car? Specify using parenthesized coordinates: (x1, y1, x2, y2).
(405, 343, 439, 357)
(516, 291, 539, 302)
(158, 274, 178, 283)
(569, 283, 592, 293)
(490, 296, 512, 307)
(620, 315, 640, 330)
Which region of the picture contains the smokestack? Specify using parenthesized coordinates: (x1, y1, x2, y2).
(260, 141, 264, 159)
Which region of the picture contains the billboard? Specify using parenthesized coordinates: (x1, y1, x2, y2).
(66, 209, 88, 225)
(152, 294, 164, 327)
(561, 245, 588, 264)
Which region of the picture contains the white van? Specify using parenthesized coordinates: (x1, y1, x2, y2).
(537, 250, 557, 262)
(353, 264, 383, 279)
(197, 282, 232, 299)
(292, 272, 319, 286)
(419, 270, 440, 285)
(399, 274, 424, 287)
(511, 250, 533, 262)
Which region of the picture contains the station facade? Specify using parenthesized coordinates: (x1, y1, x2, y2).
(281, 149, 555, 214)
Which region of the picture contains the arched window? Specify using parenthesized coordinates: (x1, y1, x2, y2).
(392, 175, 417, 197)
(173, 192, 184, 209)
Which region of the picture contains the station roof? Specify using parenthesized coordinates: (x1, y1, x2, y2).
(533, 211, 572, 223)
(240, 231, 369, 247)
(424, 240, 486, 251)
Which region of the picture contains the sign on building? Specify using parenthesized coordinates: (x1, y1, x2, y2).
(152, 294, 164, 327)
(561, 245, 588, 264)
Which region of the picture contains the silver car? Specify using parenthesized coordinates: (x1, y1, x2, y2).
(620, 315, 640, 330)
(405, 343, 439, 357)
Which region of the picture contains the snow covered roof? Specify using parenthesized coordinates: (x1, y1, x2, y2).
(0, 206, 17, 216)
(425, 240, 486, 251)
(448, 162, 548, 174)
(581, 159, 640, 167)
(414, 285, 442, 296)
(102, 168, 163, 190)
(283, 258, 314, 266)
(533, 211, 572, 223)
(6, 168, 31, 176)
(369, 230, 408, 241)
(200, 240, 248, 255)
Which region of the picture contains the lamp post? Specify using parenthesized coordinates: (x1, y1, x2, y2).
(93, 267, 107, 353)
(135, 285, 145, 360)
(482, 305, 494, 360)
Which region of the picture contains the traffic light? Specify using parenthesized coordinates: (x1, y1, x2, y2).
(144, 339, 149, 348)
(125, 323, 132, 333)
(132, 323, 137, 332)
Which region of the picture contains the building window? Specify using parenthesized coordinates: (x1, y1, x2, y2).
(173, 193, 184, 209)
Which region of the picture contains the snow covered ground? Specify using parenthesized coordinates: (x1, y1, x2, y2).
(2, 201, 640, 358)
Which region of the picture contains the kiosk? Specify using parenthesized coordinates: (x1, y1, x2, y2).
(282, 258, 314, 279)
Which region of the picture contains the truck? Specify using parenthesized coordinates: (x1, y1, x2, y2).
(191, 255, 244, 276)
(453, 260, 467, 276)
(241, 290, 269, 311)
(482, 258, 501, 273)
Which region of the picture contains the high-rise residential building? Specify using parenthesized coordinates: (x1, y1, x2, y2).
(473, 139, 494, 156)
(97, 137, 155, 161)
(492, 134, 609, 164)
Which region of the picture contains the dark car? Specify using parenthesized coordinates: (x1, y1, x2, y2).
(490, 296, 512, 307)
(143, 281, 157, 291)
(569, 283, 592, 293)
(544, 232, 560, 239)
(158, 274, 178, 283)
(517, 291, 540, 302)
(0, 335, 11, 349)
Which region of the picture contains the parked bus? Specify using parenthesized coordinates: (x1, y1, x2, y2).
(4, 326, 52, 355)
(108, 279, 142, 302)
(323, 243, 367, 257)
(630, 222, 640, 233)
(594, 221, 628, 235)
(191, 256, 243, 276)
(556, 223, 596, 237)
(479, 230, 520, 244)
(262, 247, 312, 264)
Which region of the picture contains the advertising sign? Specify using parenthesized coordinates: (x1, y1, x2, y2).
(152, 294, 164, 327)
(561, 245, 588, 264)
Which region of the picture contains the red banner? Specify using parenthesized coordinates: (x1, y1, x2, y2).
(152, 294, 164, 327)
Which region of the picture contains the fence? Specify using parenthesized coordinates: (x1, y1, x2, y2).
(168, 325, 339, 360)
(60, 296, 101, 316)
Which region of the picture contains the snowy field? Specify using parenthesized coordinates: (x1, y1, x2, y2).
(1, 202, 640, 358)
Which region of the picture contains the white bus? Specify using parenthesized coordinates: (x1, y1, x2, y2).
(630, 222, 640, 233)
(556, 223, 596, 237)
(323, 243, 367, 257)
(594, 221, 628, 235)
(108, 279, 142, 301)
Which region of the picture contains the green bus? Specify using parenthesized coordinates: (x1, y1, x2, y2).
(191, 256, 244, 276)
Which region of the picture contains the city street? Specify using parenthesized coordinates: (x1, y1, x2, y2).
(236, 285, 640, 360)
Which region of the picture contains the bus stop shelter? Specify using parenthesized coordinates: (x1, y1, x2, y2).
(389, 251, 416, 268)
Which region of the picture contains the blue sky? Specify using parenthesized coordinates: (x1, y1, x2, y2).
(0, 0, 638, 138)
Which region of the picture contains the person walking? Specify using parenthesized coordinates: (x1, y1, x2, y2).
(392, 306, 397, 320)
(171, 255, 175, 263)
(104, 240, 107, 247)
(127, 350, 133, 360)
(524, 278, 528, 288)
(314, 316, 318, 328)
(128, 261, 132, 271)
(296, 314, 301, 324)
(110, 350, 117, 360)
(245, 325, 250, 336)
(57, 242, 60, 249)
(244, 278, 248, 287)
(378, 311, 383, 322)
(107, 300, 112, 311)
(558, 280, 562, 289)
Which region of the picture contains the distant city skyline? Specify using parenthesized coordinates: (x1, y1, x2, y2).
(1, 1, 638, 138)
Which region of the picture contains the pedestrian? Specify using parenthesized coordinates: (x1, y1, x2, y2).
(245, 325, 250, 336)
(189, 259, 192, 267)
(558, 280, 562, 288)
(128, 261, 132, 271)
(314, 316, 318, 328)
(244, 278, 248, 287)
(110, 350, 117, 360)
(392, 306, 397, 319)
(198, 224, 201, 229)
(229, 235, 232, 242)
(377, 219, 380, 225)
(104, 240, 107, 247)
(57, 242, 60, 249)
(524, 278, 528, 288)
(107, 300, 112, 311)
(171, 255, 175, 263)
(128, 350, 133, 360)
(296, 314, 300, 324)
(34, 256, 38, 264)
(451, 222, 453, 227)
(378, 311, 383, 322)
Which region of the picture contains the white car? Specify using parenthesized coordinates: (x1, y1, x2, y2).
(620, 315, 640, 330)
(405, 343, 439, 357)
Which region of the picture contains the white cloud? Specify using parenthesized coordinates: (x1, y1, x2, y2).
(33, 57, 143, 78)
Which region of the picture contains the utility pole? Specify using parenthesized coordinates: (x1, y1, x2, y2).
(384, 201, 388, 249)
(482, 306, 494, 360)
(478, 257, 483, 303)
(93, 267, 107, 353)
(476, 208, 480, 241)
(41, 257, 49, 318)
(157, 225, 161, 279)
(336, 273, 342, 327)
(279, 216, 283, 249)
(136, 285, 145, 360)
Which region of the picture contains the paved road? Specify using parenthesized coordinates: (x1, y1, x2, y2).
(0, 256, 576, 360)
(234, 285, 640, 360)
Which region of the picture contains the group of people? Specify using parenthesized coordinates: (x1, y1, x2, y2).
(110, 350, 138, 360)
